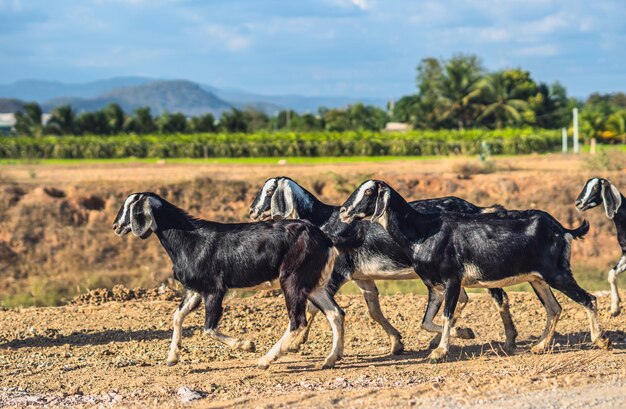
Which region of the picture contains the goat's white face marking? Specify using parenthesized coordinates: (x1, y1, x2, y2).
(250, 178, 277, 220)
(114, 193, 140, 235)
(579, 178, 600, 208)
(353, 180, 375, 209)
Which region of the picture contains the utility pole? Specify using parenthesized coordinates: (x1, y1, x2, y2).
(573, 108, 579, 153)
(562, 127, 568, 153)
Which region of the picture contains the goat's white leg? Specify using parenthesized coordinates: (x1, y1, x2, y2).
(354, 280, 404, 355)
(205, 329, 256, 352)
(308, 290, 345, 369)
(529, 280, 561, 354)
(423, 287, 474, 348)
(609, 256, 625, 316)
(429, 280, 461, 363)
(167, 291, 202, 366)
(286, 301, 319, 352)
(257, 324, 307, 369)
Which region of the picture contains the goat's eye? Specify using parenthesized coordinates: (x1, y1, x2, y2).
(364, 188, 373, 196)
(593, 186, 599, 191)
(266, 189, 274, 196)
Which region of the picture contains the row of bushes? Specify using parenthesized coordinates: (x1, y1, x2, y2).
(0, 129, 562, 159)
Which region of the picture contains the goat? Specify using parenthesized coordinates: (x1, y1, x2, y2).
(576, 177, 625, 316)
(112, 192, 345, 369)
(340, 180, 610, 362)
(249, 177, 518, 354)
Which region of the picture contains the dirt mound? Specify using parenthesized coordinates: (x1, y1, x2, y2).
(71, 285, 180, 305)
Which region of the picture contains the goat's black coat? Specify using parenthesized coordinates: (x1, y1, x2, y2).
(340, 181, 595, 324)
(113, 192, 339, 331)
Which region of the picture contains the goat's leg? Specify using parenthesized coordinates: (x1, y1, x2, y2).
(529, 280, 561, 354)
(423, 287, 475, 348)
(608, 256, 626, 317)
(203, 292, 256, 352)
(308, 289, 345, 369)
(258, 281, 309, 369)
(429, 279, 461, 363)
(285, 301, 320, 352)
(166, 291, 202, 366)
(354, 280, 404, 355)
(547, 273, 611, 350)
(487, 288, 518, 354)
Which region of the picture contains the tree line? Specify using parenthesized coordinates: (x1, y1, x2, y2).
(9, 54, 626, 142)
(12, 102, 389, 137)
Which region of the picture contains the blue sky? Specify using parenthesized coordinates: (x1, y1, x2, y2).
(0, 0, 625, 98)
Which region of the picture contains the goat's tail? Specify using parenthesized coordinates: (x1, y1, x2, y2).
(481, 203, 505, 213)
(566, 219, 590, 240)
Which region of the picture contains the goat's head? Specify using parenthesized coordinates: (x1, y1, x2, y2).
(340, 180, 390, 226)
(576, 177, 622, 219)
(113, 193, 162, 239)
(249, 178, 279, 221)
(249, 177, 306, 221)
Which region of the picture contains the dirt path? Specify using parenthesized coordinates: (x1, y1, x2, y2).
(1, 291, 625, 407)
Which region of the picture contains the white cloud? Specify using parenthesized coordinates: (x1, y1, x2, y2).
(515, 44, 559, 57)
(200, 24, 252, 52)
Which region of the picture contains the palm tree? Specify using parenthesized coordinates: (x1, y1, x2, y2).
(45, 105, 75, 135)
(14, 102, 44, 136)
(103, 103, 125, 134)
(436, 55, 484, 130)
(475, 71, 529, 129)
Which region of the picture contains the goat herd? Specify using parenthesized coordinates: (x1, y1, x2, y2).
(112, 176, 623, 370)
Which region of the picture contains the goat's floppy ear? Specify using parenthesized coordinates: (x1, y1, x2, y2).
(371, 185, 390, 224)
(130, 195, 155, 239)
(602, 181, 622, 219)
(271, 179, 294, 219)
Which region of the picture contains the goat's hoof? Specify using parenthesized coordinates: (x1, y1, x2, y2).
(456, 327, 475, 339)
(530, 343, 548, 354)
(428, 348, 448, 363)
(391, 339, 404, 355)
(502, 343, 516, 355)
(595, 337, 612, 350)
(241, 340, 256, 353)
(610, 308, 621, 318)
(257, 360, 270, 370)
(166, 359, 178, 367)
(318, 359, 336, 370)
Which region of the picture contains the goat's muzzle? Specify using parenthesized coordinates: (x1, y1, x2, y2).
(113, 223, 131, 236)
(339, 207, 353, 224)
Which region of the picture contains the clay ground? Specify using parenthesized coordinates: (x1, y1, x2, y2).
(1, 292, 625, 408)
(1, 153, 626, 407)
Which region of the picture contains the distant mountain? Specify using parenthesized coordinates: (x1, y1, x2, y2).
(0, 77, 154, 103)
(0, 98, 25, 113)
(43, 81, 232, 116)
(0, 77, 388, 115)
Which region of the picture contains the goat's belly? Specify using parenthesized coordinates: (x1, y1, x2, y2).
(462, 270, 543, 289)
(237, 279, 281, 291)
(352, 267, 417, 281)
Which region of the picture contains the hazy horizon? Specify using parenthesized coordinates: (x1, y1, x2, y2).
(1, 0, 625, 99)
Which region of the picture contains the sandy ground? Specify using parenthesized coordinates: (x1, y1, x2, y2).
(1, 291, 625, 408)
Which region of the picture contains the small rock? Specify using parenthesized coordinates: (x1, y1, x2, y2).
(177, 386, 205, 403)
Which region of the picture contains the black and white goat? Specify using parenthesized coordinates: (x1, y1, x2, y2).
(340, 180, 610, 362)
(113, 192, 345, 369)
(250, 177, 518, 354)
(576, 177, 625, 316)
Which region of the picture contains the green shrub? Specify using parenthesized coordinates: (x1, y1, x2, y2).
(0, 129, 561, 159)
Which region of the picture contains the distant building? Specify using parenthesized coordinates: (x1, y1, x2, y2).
(0, 113, 16, 135)
(0, 113, 52, 135)
(384, 122, 412, 132)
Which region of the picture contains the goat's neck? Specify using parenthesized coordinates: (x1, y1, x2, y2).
(612, 194, 626, 252)
(294, 193, 335, 226)
(382, 192, 438, 252)
(152, 205, 198, 264)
